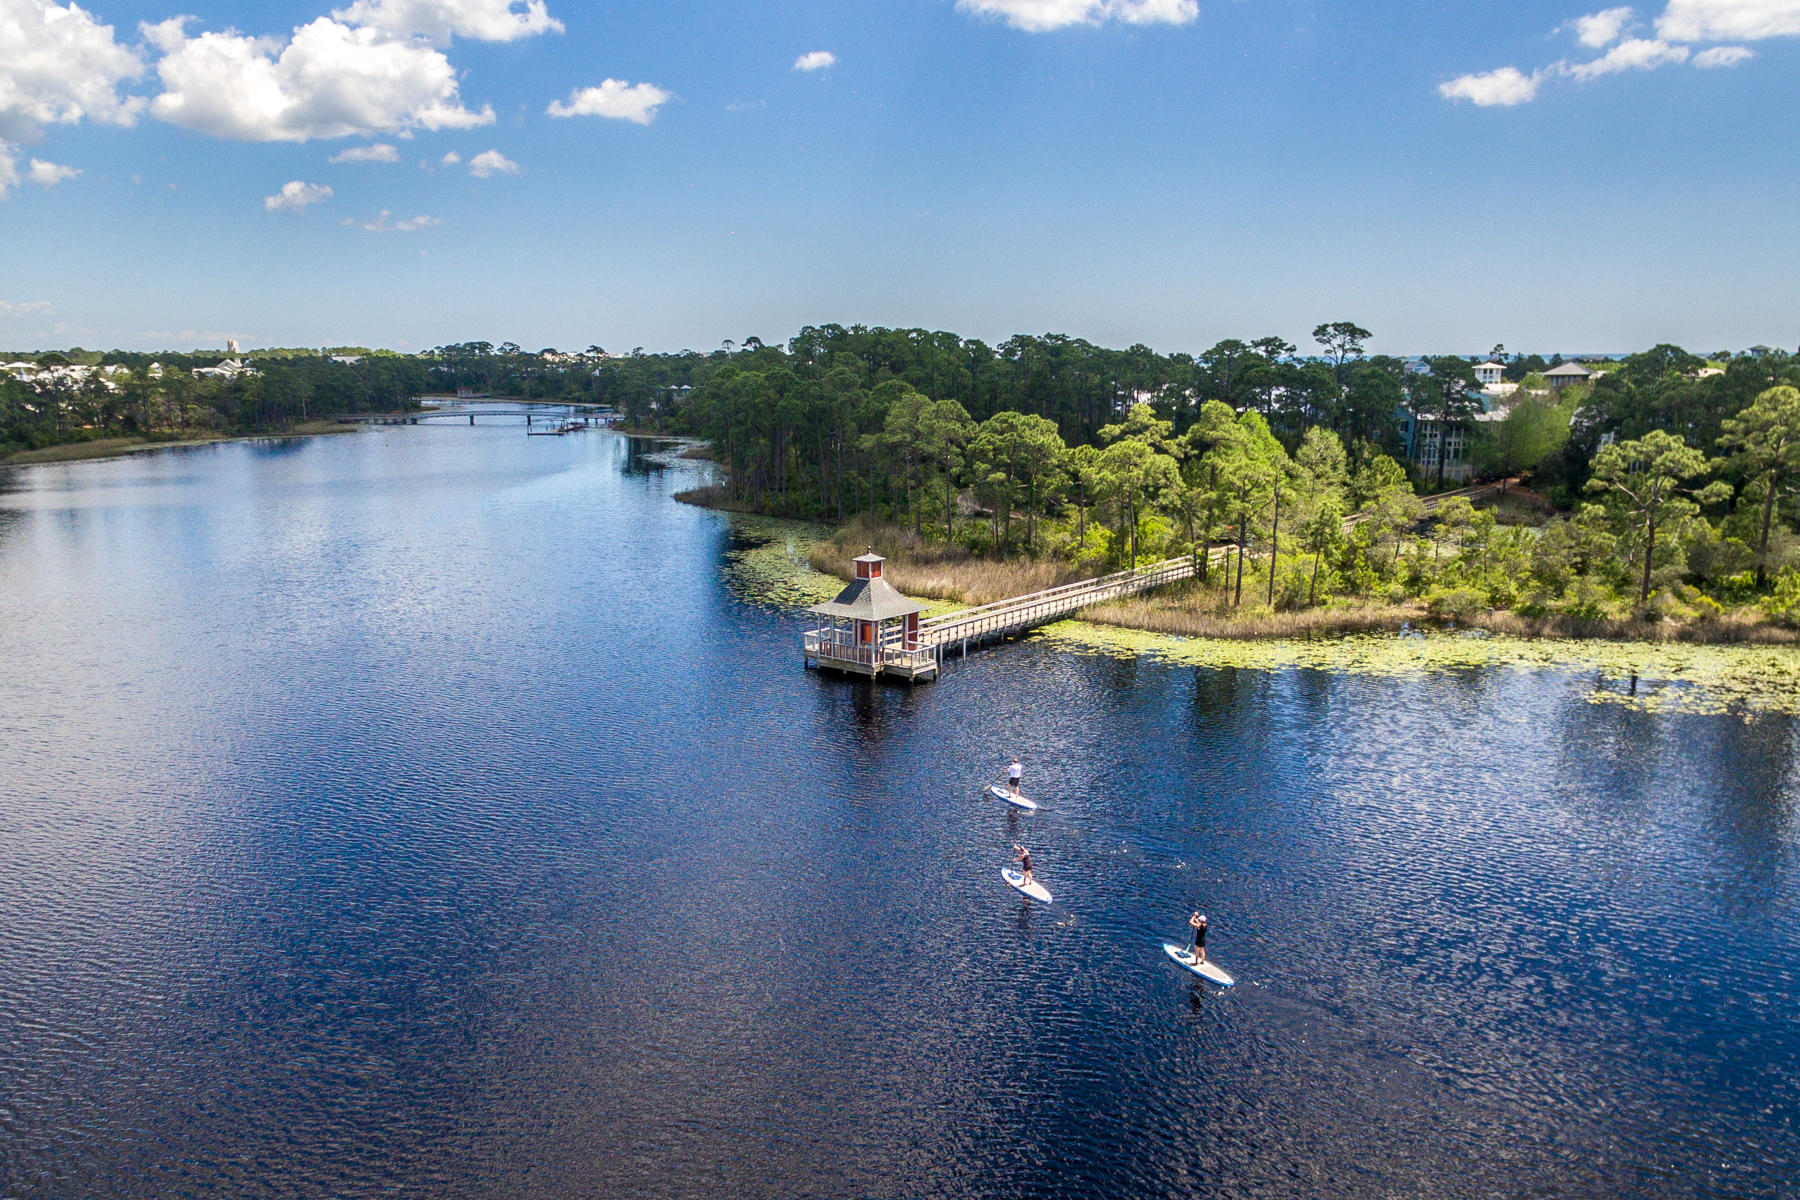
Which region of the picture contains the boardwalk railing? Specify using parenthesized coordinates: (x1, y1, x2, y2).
(918, 550, 1225, 649)
(1341, 478, 1512, 529)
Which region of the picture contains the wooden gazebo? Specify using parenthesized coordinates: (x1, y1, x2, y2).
(802, 552, 939, 681)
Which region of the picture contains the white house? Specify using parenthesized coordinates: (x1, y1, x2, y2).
(193, 358, 256, 381)
(1474, 361, 1506, 387)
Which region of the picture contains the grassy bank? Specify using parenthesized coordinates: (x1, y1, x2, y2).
(809, 520, 1089, 605)
(717, 514, 1800, 715)
(3, 422, 358, 466)
(800, 517, 1800, 646)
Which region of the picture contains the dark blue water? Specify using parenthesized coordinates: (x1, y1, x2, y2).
(1, 425, 1796, 1199)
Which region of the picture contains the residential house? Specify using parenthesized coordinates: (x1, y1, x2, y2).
(1543, 362, 1593, 391)
(193, 358, 256, 381)
(1474, 361, 1505, 387)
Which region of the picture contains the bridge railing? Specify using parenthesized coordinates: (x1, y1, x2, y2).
(919, 554, 1206, 644)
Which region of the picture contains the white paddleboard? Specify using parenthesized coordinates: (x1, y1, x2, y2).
(1163, 942, 1234, 987)
(1002, 868, 1052, 903)
(987, 784, 1038, 811)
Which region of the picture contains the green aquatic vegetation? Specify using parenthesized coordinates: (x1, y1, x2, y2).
(1034, 621, 1800, 717)
(720, 516, 844, 608)
(721, 515, 966, 615)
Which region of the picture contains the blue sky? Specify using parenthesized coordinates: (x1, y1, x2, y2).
(1, 0, 1797, 355)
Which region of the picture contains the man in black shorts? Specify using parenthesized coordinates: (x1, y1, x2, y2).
(1007, 758, 1023, 798)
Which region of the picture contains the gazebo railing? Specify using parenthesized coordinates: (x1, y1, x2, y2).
(804, 628, 939, 672)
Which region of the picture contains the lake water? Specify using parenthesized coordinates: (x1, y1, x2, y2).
(2, 423, 1796, 1199)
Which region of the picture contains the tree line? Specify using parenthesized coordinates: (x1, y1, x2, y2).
(657, 326, 1800, 623)
(1, 349, 431, 452)
(7, 327, 1799, 623)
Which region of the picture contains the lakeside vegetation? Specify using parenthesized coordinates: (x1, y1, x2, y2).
(0, 347, 432, 459)
(640, 325, 1800, 640)
(722, 515, 1800, 717)
(11, 327, 1800, 641)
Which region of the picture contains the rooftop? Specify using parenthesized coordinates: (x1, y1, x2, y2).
(809, 575, 925, 622)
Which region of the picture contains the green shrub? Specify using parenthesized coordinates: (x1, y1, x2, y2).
(1558, 576, 1612, 620)
(1763, 570, 1800, 628)
(1425, 586, 1487, 618)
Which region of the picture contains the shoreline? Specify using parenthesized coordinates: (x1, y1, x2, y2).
(704, 500, 1800, 649)
(3, 422, 360, 467)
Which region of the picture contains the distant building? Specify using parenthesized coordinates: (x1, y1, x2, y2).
(1543, 362, 1593, 391)
(1474, 361, 1505, 387)
(193, 358, 256, 381)
(1746, 345, 1774, 359)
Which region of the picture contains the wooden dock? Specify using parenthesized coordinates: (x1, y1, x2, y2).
(806, 551, 1224, 682)
(916, 552, 1225, 661)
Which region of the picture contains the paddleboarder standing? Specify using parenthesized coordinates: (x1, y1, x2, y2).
(1187, 911, 1208, 964)
(1006, 757, 1023, 799)
(1013, 844, 1036, 886)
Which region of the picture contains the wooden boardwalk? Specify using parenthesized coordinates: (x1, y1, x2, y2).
(915, 551, 1225, 661)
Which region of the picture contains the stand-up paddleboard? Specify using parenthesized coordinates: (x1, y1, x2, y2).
(1163, 942, 1234, 987)
(1002, 868, 1053, 903)
(987, 784, 1038, 811)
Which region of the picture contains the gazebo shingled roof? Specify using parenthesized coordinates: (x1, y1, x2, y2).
(808, 575, 925, 622)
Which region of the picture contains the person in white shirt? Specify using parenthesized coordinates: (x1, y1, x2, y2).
(1006, 758, 1023, 798)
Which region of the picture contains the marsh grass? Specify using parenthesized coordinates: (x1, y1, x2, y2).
(809, 518, 1088, 605)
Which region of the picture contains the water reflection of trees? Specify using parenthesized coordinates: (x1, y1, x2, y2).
(1554, 695, 1799, 910)
(620, 435, 673, 477)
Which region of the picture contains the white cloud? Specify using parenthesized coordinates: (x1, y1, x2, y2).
(329, 141, 400, 162)
(954, 0, 1197, 32)
(264, 179, 333, 213)
(1658, 0, 1800, 40)
(26, 157, 78, 186)
(1564, 36, 1689, 77)
(144, 16, 494, 142)
(440, 150, 460, 163)
(1438, 66, 1543, 106)
(1693, 42, 1758, 62)
(0, 0, 145, 140)
(0, 299, 52, 315)
(330, 0, 563, 45)
(1572, 6, 1636, 46)
(793, 50, 837, 71)
(467, 147, 517, 176)
(349, 209, 439, 231)
(1441, 2, 1786, 106)
(545, 79, 671, 124)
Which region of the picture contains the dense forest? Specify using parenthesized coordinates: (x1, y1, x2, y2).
(6, 326, 1798, 625)
(0, 347, 431, 452)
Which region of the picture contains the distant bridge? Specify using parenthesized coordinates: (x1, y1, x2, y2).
(335, 402, 614, 430)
